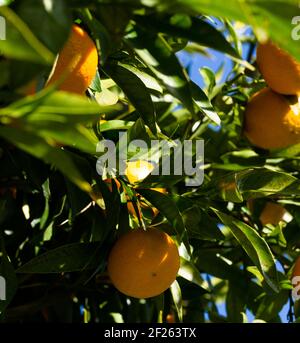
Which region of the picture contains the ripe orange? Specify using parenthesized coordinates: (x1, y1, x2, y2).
(244, 88, 300, 149)
(47, 24, 98, 94)
(259, 202, 286, 226)
(247, 200, 286, 226)
(256, 41, 300, 95)
(107, 228, 180, 298)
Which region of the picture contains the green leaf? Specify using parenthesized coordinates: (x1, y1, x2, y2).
(137, 189, 190, 253)
(182, 206, 224, 241)
(39, 179, 51, 230)
(170, 280, 183, 322)
(105, 63, 157, 134)
(0, 126, 92, 194)
(236, 168, 300, 199)
(100, 120, 133, 132)
(153, 294, 164, 323)
(120, 63, 163, 93)
(255, 290, 289, 321)
(80, 8, 112, 64)
(210, 168, 300, 202)
(0, 6, 54, 64)
(15, 0, 72, 54)
(200, 66, 216, 95)
(251, 1, 300, 61)
(226, 280, 246, 323)
(216, 174, 244, 203)
(16, 243, 102, 273)
(194, 248, 244, 281)
(127, 117, 151, 145)
(134, 14, 239, 58)
(0, 90, 121, 121)
(24, 121, 98, 155)
(271, 142, 300, 158)
(125, 0, 300, 61)
(213, 209, 280, 292)
(220, 150, 265, 171)
(65, 179, 91, 219)
(0, 90, 124, 154)
(178, 257, 210, 292)
(127, 25, 195, 115)
(190, 81, 220, 125)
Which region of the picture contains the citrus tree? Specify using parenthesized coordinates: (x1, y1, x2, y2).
(0, 0, 300, 323)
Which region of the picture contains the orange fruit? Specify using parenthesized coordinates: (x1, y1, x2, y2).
(107, 228, 180, 298)
(256, 41, 300, 95)
(247, 200, 286, 226)
(259, 202, 286, 226)
(244, 88, 300, 149)
(47, 24, 98, 94)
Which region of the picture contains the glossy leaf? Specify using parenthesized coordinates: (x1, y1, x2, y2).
(17, 243, 102, 273)
(127, 26, 195, 115)
(127, 0, 300, 61)
(213, 209, 280, 292)
(170, 280, 183, 322)
(0, 6, 55, 64)
(134, 14, 239, 58)
(178, 257, 210, 292)
(137, 189, 190, 253)
(0, 126, 93, 194)
(105, 63, 157, 134)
